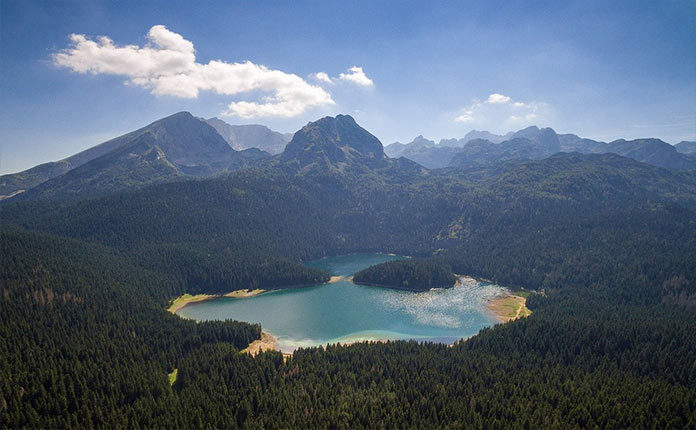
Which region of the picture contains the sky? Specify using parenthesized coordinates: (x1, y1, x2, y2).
(1, 0, 695, 174)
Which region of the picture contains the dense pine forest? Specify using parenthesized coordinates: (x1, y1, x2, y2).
(2, 116, 696, 427)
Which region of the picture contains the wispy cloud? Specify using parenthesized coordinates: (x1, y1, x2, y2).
(311, 72, 334, 84)
(338, 66, 374, 86)
(455, 93, 548, 128)
(53, 25, 338, 118)
(311, 66, 375, 87)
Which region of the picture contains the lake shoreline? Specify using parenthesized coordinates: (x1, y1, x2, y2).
(172, 255, 503, 354)
(168, 276, 340, 314)
(168, 288, 267, 313)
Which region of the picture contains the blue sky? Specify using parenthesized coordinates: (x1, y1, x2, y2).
(1, 0, 694, 174)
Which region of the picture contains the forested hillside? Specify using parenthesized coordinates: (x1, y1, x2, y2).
(0, 227, 261, 427)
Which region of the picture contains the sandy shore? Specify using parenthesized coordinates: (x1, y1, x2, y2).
(328, 276, 344, 283)
(487, 293, 531, 322)
(167, 289, 266, 313)
(242, 331, 292, 359)
(242, 331, 277, 355)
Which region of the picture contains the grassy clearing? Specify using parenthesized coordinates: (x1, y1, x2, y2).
(488, 294, 531, 322)
(168, 368, 178, 386)
(224, 288, 266, 298)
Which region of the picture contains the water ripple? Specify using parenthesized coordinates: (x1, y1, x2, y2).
(380, 277, 504, 328)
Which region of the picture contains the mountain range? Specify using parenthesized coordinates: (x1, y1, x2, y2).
(2, 113, 695, 203)
(386, 126, 696, 170)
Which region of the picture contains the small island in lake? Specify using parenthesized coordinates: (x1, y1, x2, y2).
(353, 259, 456, 291)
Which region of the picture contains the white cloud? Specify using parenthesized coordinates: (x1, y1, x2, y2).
(486, 93, 511, 104)
(454, 93, 549, 128)
(53, 25, 335, 118)
(312, 72, 333, 84)
(454, 109, 475, 123)
(338, 66, 374, 87)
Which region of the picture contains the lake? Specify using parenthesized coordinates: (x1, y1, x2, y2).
(177, 253, 504, 352)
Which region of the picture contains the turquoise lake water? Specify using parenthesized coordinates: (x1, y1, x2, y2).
(177, 253, 504, 352)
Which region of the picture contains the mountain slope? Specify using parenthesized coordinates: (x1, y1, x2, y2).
(558, 133, 606, 152)
(449, 131, 560, 169)
(675, 140, 696, 155)
(450, 128, 696, 171)
(384, 135, 434, 158)
(604, 138, 696, 170)
(205, 117, 290, 154)
(9, 112, 269, 201)
(275, 114, 423, 176)
(0, 119, 171, 198)
(462, 129, 512, 144)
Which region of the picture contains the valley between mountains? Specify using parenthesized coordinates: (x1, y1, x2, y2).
(1, 113, 695, 427)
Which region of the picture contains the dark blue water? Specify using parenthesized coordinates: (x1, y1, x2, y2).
(177, 253, 502, 352)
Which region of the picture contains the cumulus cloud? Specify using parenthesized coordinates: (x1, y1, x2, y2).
(53, 25, 336, 118)
(338, 66, 374, 86)
(486, 93, 511, 104)
(454, 93, 548, 128)
(311, 72, 333, 84)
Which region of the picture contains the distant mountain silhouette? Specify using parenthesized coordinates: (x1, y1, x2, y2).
(383, 136, 461, 169)
(384, 125, 696, 171)
(205, 117, 290, 155)
(675, 141, 696, 155)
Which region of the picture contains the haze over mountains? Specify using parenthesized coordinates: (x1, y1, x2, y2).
(386, 126, 696, 170)
(2, 112, 695, 203)
(204, 117, 292, 155)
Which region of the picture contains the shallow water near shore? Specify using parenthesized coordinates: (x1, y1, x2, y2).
(177, 253, 504, 352)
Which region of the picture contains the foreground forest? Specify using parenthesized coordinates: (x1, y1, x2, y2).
(1, 115, 696, 427)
